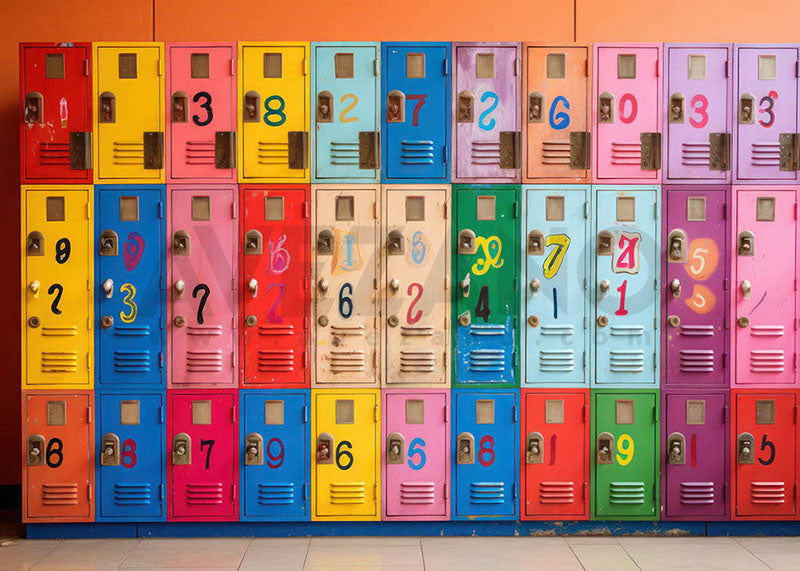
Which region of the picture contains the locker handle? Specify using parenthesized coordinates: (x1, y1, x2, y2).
(174, 279, 185, 297)
(529, 278, 540, 293)
(388, 278, 400, 292)
(248, 278, 258, 298)
(29, 280, 40, 298)
(669, 278, 681, 298)
(102, 278, 114, 299)
(318, 278, 329, 294)
(741, 280, 751, 299)
(459, 273, 470, 297)
(599, 279, 610, 293)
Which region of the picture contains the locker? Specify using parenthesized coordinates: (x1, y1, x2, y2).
(167, 43, 236, 182)
(734, 44, 800, 184)
(593, 44, 662, 183)
(311, 185, 380, 387)
(311, 42, 380, 182)
(383, 185, 450, 387)
(381, 42, 451, 182)
(96, 185, 165, 388)
(663, 186, 729, 388)
(96, 391, 165, 521)
(93, 43, 165, 182)
(382, 389, 450, 520)
(591, 389, 659, 520)
(452, 43, 521, 183)
(523, 185, 590, 387)
(22, 185, 93, 389)
(241, 390, 310, 521)
(311, 389, 380, 520)
(592, 185, 660, 388)
(452, 389, 519, 520)
(732, 390, 799, 520)
(522, 44, 591, 183)
(732, 186, 798, 388)
(662, 390, 728, 521)
(452, 185, 519, 387)
(239, 42, 310, 183)
(241, 185, 310, 388)
(23, 391, 94, 522)
(168, 185, 238, 387)
(19, 43, 92, 183)
(664, 44, 733, 184)
(168, 390, 238, 521)
(521, 389, 589, 520)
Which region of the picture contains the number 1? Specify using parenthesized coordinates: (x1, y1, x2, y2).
(615, 280, 628, 316)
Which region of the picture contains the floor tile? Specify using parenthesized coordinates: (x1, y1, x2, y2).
(305, 567, 424, 571)
(564, 536, 620, 545)
(571, 544, 639, 571)
(0, 539, 61, 571)
(310, 537, 421, 547)
(120, 538, 250, 568)
(620, 537, 770, 571)
(305, 543, 423, 567)
(735, 536, 800, 554)
(240, 538, 309, 571)
(421, 537, 581, 571)
(31, 538, 139, 571)
(750, 553, 800, 571)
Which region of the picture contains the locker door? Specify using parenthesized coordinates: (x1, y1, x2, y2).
(454, 186, 519, 387)
(383, 43, 450, 181)
(20, 44, 91, 182)
(594, 186, 659, 387)
(24, 392, 93, 521)
(453, 44, 521, 182)
(168, 44, 236, 181)
(97, 186, 165, 387)
(384, 186, 449, 386)
(313, 44, 379, 181)
(24, 187, 92, 388)
(524, 186, 589, 386)
(312, 186, 379, 386)
(242, 391, 309, 520)
(240, 43, 309, 182)
(97, 392, 165, 520)
(169, 186, 237, 387)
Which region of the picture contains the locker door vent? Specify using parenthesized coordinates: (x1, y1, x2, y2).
(113, 349, 151, 373)
(41, 351, 78, 373)
(41, 483, 78, 505)
(258, 482, 295, 505)
(609, 349, 645, 373)
(541, 140, 571, 165)
(469, 349, 505, 372)
(469, 482, 505, 504)
(750, 349, 785, 373)
(609, 481, 645, 505)
(470, 140, 501, 166)
(681, 142, 711, 167)
(400, 350, 435, 373)
(38, 141, 71, 166)
(750, 481, 786, 504)
(330, 482, 365, 504)
(679, 349, 714, 373)
(257, 349, 295, 372)
(400, 481, 435, 504)
(610, 141, 642, 166)
(679, 481, 714, 505)
(329, 350, 366, 373)
(539, 349, 575, 373)
(401, 140, 435, 165)
(114, 483, 152, 505)
(186, 482, 223, 505)
(186, 349, 223, 373)
(539, 481, 575, 504)
(258, 324, 295, 336)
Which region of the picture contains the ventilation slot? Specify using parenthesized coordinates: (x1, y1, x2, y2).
(329, 350, 366, 373)
(330, 482, 365, 504)
(400, 481, 435, 504)
(679, 350, 714, 373)
(113, 350, 151, 373)
(539, 481, 575, 504)
(609, 350, 645, 372)
(258, 324, 295, 336)
(187, 325, 223, 336)
(539, 350, 574, 373)
(42, 326, 77, 337)
(258, 482, 295, 505)
(113, 325, 150, 337)
(471, 141, 501, 165)
(750, 325, 785, 337)
(609, 481, 645, 505)
(469, 323, 506, 336)
(469, 482, 505, 504)
(681, 142, 711, 166)
(257, 349, 295, 372)
(38, 142, 70, 165)
(750, 143, 781, 167)
(258, 141, 288, 165)
(114, 483, 151, 505)
(41, 483, 78, 505)
(112, 141, 145, 165)
(330, 141, 359, 165)
(679, 481, 714, 505)
(750, 350, 784, 373)
(186, 482, 223, 505)
(540, 324, 574, 336)
(610, 141, 642, 165)
(469, 349, 505, 372)
(751, 482, 786, 504)
(401, 325, 434, 337)
(541, 140, 571, 164)
(400, 351, 435, 372)
(186, 350, 223, 372)
(401, 140, 435, 164)
(610, 325, 645, 337)
(330, 325, 365, 336)
(185, 140, 215, 165)
(41, 351, 77, 373)
(680, 324, 714, 337)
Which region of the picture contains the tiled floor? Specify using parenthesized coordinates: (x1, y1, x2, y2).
(2, 535, 799, 570)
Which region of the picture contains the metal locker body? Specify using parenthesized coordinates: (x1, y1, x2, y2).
(592, 43, 663, 184)
(522, 43, 591, 183)
(383, 184, 450, 387)
(662, 186, 729, 388)
(23, 391, 94, 522)
(522, 184, 590, 387)
(93, 42, 165, 182)
(311, 389, 380, 521)
(452, 389, 519, 520)
(452, 185, 520, 388)
(96, 185, 165, 388)
(20, 43, 92, 183)
(241, 390, 310, 521)
(239, 42, 310, 183)
(381, 42, 451, 183)
(452, 42, 521, 183)
(22, 185, 93, 389)
(96, 391, 166, 521)
(167, 185, 238, 387)
(311, 42, 380, 183)
(521, 389, 589, 520)
(664, 44, 733, 184)
(167, 43, 237, 182)
(382, 389, 450, 520)
(592, 185, 661, 388)
(167, 390, 238, 521)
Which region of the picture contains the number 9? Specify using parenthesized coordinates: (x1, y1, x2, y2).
(616, 434, 634, 466)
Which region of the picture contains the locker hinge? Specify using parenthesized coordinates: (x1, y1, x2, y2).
(583, 482, 588, 499)
(160, 316, 166, 330)
(583, 316, 588, 329)
(654, 202, 659, 219)
(160, 483, 165, 500)
(232, 352, 236, 369)
(583, 201, 588, 219)
(302, 57, 309, 76)
(230, 58, 236, 76)
(514, 58, 520, 76)
(232, 316, 237, 330)
(513, 350, 517, 367)
(723, 278, 728, 291)
(86, 202, 91, 219)
(159, 352, 164, 369)
(87, 405, 93, 424)
(87, 278, 91, 291)
(655, 59, 660, 77)
(304, 350, 308, 368)
(84, 59, 90, 76)
(443, 201, 448, 219)
(722, 404, 728, 423)
(513, 316, 518, 329)
(303, 405, 309, 423)
(796, 60, 799, 78)
(795, 482, 798, 500)
(582, 351, 586, 371)
(794, 406, 799, 423)
(584, 59, 589, 77)
(724, 60, 730, 78)
(373, 278, 378, 291)
(723, 317, 728, 330)
(158, 58, 164, 76)
(794, 352, 797, 372)
(722, 352, 727, 369)
(795, 202, 798, 220)
(159, 277, 164, 291)
(304, 482, 309, 500)
(232, 202, 237, 219)
(232, 277, 237, 291)
(653, 405, 659, 423)
(158, 201, 164, 219)
(512, 405, 519, 423)
(303, 201, 310, 219)
(654, 317, 658, 330)
(159, 406, 166, 423)
(583, 278, 587, 292)
(653, 352, 657, 369)
(374, 404, 379, 423)
(88, 483, 93, 501)
(87, 353, 91, 369)
(87, 317, 91, 330)
(444, 482, 449, 500)
(654, 278, 658, 291)
(583, 405, 589, 423)
(723, 202, 729, 220)
(443, 58, 449, 76)
(723, 482, 728, 500)
(443, 144, 448, 166)
(373, 58, 380, 76)
(374, 482, 378, 500)
(444, 404, 449, 422)
(373, 201, 377, 219)
(512, 482, 518, 500)
(513, 201, 518, 218)
(231, 406, 236, 423)
(232, 484, 237, 500)
(795, 318, 798, 331)
(653, 483, 658, 500)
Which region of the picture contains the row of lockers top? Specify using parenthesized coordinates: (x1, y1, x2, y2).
(19, 41, 800, 186)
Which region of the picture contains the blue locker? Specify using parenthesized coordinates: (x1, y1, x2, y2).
(96, 391, 166, 521)
(381, 42, 451, 182)
(241, 390, 310, 521)
(452, 389, 519, 520)
(95, 185, 165, 387)
(311, 42, 381, 182)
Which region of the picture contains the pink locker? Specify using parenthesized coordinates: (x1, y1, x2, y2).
(382, 389, 450, 520)
(168, 185, 238, 387)
(166, 43, 236, 182)
(593, 43, 663, 183)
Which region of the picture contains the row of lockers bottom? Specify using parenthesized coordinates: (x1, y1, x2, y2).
(21, 388, 800, 523)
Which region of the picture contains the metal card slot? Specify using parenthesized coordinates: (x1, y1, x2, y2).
(737, 432, 754, 464)
(669, 93, 685, 123)
(476, 53, 495, 78)
(475, 399, 495, 424)
(457, 229, 476, 255)
(387, 432, 405, 464)
(597, 230, 613, 256)
(192, 401, 212, 425)
(527, 229, 544, 255)
(456, 432, 475, 464)
(615, 399, 634, 425)
(119, 196, 139, 221)
(686, 400, 706, 425)
(688, 54, 707, 79)
(172, 433, 191, 465)
(191, 53, 209, 78)
(667, 229, 687, 262)
(26, 231, 44, 257)
(263, 53, 282, 78)
(288, 131, 308, 170)
(547, 53, 566, 78)
(27, 434, 46, 466)
(46, 401, 66, 426)
(737, 231, 754, 257)
(316, 91, 333, 123)
(407, 53, 425, 78)
(616, 196, 636, 222)
(617, 54, 636, 78)
(336, 399, 354, 424)
(667, 432, 686, 465)
(99, 92, 116, 123)
(780, 134, 800, 171)
(316, 433, 334, 464)
(192, 196, 211, 221)
(687, 197, 706, 222)
(387, 90, 405, 122)
(335, 53, 354, 78)
(24, 92, 42, 124)
(457, 91, 474, 123)
(476, 195, 496, 220)
(596, 432, 615, 464)
(244, 229, 263, 255)
(709, 133, 731, 171)
(172, 230, 190, 255)
(739, 93, 755, 124)
(759, 55, 777, 80)
(215, 131, 236, 169)
(757, 197, 776, 221)
(265, 400, 284, 425)
(317, 230, 334, 255)
(244, 91, 260, 123)
(118, 53, 137, 78)
(598, 93, 614, 123)
(171, 91, 189, 123)
(358, 131, 379, 170)
(245, 433, 264, 465)
(46, 197, 65, 222)
(101, 433, 120, 466)
(405, 399, 425, 424)
(387, 229, 404, 255)
(45, 53, 65, 78)
(570, 131, 591, 170)
(70, 132, 92, 170)
(546, 196, 565, 221)
(143, 131, 164, 170)
(499, 131, 520, 169)
(99, 229, 119, 256)
(120, 400, 140, 425)
(640, 132, 661, 171)
(545, 399, 565, 423)
(528, 92, 544, 123)
(265, 196, 284, 221)
(526, 431, 544, 464)
(406, 196, 425, 221)
(756, 400, 775, 424)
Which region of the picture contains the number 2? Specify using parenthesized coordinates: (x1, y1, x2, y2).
(339, 94, 358, 123)
(406, 283, 423, 324)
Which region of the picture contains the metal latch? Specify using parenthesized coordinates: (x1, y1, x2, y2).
(244, 433, 263, 466)
(669, 93, 685, 123)
(456, 432, 475, 464)
(570, 131, 591, 170)
(780, 133, 800, 171)
(172, 230, 191, 256)
(597, 230, 613, 256)
(27, 434, 46, 466)
(70, 132, 92, 170)
(101, 433, 120, 466)
(99, 229, 119, 256)
(527, 230, 544, 255)
(668, 230, 686, 262)
(358, 131, 379, 170)
(316, 432, 334, 464)
(596, 431, 614, 464)
(667, 432, 685, 465)
(738, 231, 754, 257)
(457, 229, 476, 255)
(172, 433, 192, 465)
(386, 432, 405, 464)
(143, 131, 164, 170)
(244, 230, 263, 255)
(737, 432, 754, 464)
(709, 133, 730, 171)
(288, 131, 309, 170)
(525, 431, 544, 464)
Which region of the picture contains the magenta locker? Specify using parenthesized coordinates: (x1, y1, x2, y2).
(593, 43, 662, 183)
(664, 44, 733, 184)
(166, 43, 237, 182)
(451, 42, 521, 183)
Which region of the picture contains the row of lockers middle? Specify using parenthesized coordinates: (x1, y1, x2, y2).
(22, 41, 800, 185)
(22, 183, 799, 390)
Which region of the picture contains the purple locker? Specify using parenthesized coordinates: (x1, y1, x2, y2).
(662, 391, 729, 520)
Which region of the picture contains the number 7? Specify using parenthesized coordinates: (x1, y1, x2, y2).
(407, 95, 427, 127)
(200, 438, 215, 470)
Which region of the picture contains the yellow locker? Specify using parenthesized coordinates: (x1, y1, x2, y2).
(22, 186, 93, 388)
(93, 42, 165, 182)
(238, 42, 310, 182)
(311, 389, 380, 520)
